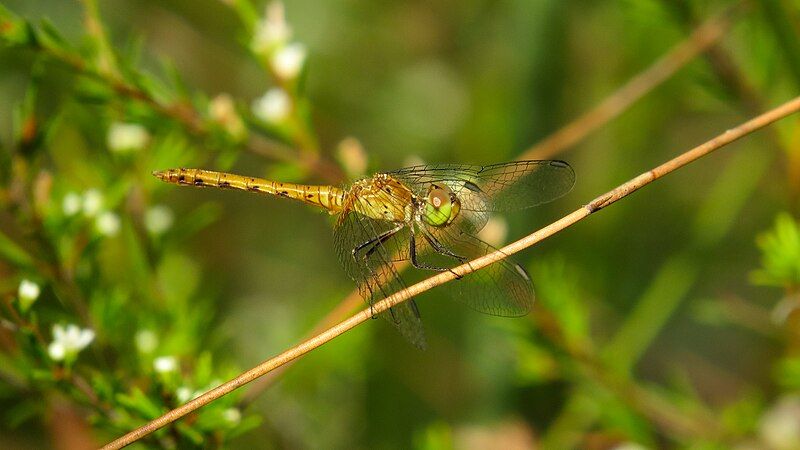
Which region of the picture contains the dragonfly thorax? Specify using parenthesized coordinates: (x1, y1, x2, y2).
(348, 175, 416, 223)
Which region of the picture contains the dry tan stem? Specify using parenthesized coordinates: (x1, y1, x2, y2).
(102, 95, 800, 450)
(237, 288, 364, 407)
(519, 3, 737, 160)
(239, 3, 739, 402)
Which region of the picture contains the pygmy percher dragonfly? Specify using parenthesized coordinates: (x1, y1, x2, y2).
(153, 161, 575, 348)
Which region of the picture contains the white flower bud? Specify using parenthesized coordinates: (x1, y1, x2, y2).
(252, 2, 291, 55)
(82, 189, 104, 217)
(95, 211, 121, 237)
(337, 137, 368, 178)
(48, 324, 95, 362)
(17, 279, 40, 312)
(270, 43, 306, 80)
(252, 88, 291, 124)
(176, 386, 193, 403)
(135, 330, 158, 354)
(223, 408, 241, 425)
(145, 205, 174, 235)
(62, 192, 82, 216)
(107, 122, 150, 153)
(209, 94, 246, 140)
(153, 356, 178, 374)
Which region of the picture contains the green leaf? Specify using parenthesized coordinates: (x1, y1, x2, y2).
(751, 213, 800, 288)
(4, 400, 42, 428)
(0, 5, 34, 46)
(34, 18, 70, 52)
(115, 388, 164, 420)
(0, 230, 35, 268)
(176, 422, 205, 445)
(514, 340, 559, 384)
(226, 414, 262, 438)
(530, 256, 589, 347)
(157, 252, 200, 306)
(774, 356, 800, 390)
(413, 421, 453, 450)
(720, 391, 763, 437)
(230, 0, 260, 33)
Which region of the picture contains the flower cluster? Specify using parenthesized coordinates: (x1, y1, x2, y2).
(250, 2, 306, 125)
(62, 189, 121, 237)
(48, 324, 95, 364)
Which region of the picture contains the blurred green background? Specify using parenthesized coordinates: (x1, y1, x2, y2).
(2, 0, 800, 448)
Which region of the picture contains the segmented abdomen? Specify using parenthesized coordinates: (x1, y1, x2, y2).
(153, 168, 345, 213)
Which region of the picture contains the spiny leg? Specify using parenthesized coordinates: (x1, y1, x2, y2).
(352, 224, 404, 260)
(418, 228, 467, 280)
(409, 228, 456, 273)
(351, 224, 404, 318)
(420, 227, 467, 262)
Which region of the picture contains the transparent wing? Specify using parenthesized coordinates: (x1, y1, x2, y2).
(415, 222, 534, 317)
(333, 204, 425, 349)
(389, 160, 575, 213)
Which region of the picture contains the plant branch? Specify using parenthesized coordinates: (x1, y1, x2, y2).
(1, 7, 339, 181)
(519, 2, 739, 160)
(238, 3, 741, 403)
(102, 94, 800, 450)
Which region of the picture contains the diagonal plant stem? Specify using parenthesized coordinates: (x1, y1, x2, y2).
(1, 5, 340, 182)
(102, 94, 800, 450)
(519, 1, 739, 160)
(238, 2, 741, 403)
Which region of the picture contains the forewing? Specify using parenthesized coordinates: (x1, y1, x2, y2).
(389, 160, 575, 213)
(333, 205, 425, 349)
(420, 223, 534, 317)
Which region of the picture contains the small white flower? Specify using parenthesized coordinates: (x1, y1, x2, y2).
(95, 211, 121, 237)
(17, 279, 40, 312)
(62, 192, 82, 216)
(48, 324, 95, 362)
(251, 1, 291, 55)
(145, 205, 174, 235)
(135, 330, 158, 354)
(209, 94, 246, 140)
(477, 216, 508, 247)
(107, 122, 150, 154)
(176, 386, 193, 403)
(153, 356, 178, 374)
(252, 88, 291, 124)
(223, 408, 241, 425)
(270, 43, 306, 80)
(82, 189, 104, 217)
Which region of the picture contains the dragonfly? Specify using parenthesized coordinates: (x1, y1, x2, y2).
(153, 160, 575, 348)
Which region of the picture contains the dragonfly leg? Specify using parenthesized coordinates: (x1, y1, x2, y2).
(420, 228, 467, 262)
(363, 284, 378, 319)
(409, 229, 455, 274)
(418, 228, 466, 280)
(352, 224, 404, 260)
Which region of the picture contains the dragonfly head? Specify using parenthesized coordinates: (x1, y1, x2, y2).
(423, 184, 461, 227)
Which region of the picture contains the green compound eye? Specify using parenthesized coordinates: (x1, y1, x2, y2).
(424, 185, 460, 226)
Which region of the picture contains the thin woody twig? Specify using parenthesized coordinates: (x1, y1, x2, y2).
(8, 10, 338, 181)
(519, 2, 738, 160)
(102, 94, 800, 450)
(239, 2, 740, 402)
(238, 288, 363, 407)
